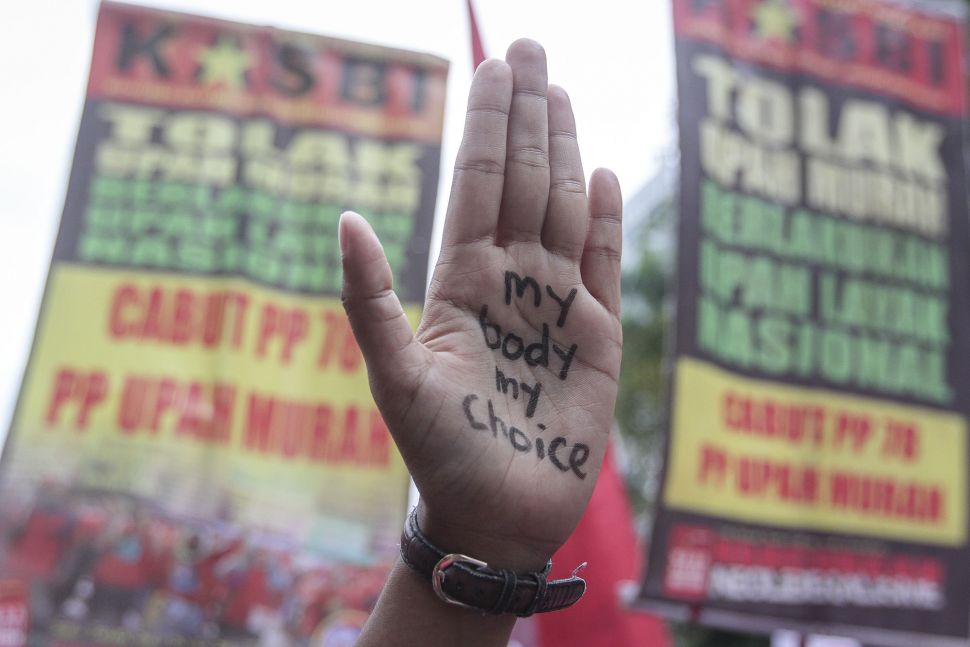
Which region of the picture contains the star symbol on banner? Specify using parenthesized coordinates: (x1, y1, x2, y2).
(197, 36, 252, 89)
(752, 0, 797, 43)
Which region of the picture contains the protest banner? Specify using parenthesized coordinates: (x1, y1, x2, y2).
(0, 3, 447, 645)
(638, 1, 970, 645)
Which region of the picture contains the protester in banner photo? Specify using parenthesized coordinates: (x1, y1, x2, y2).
(341, 38, 623, 646)
(1, 485, 72, 584)
(88, 509, 159, 626)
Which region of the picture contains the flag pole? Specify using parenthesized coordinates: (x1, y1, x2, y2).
(465, 0, 487, 69)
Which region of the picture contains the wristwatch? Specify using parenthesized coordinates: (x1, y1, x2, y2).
(400, 508, 587, 616)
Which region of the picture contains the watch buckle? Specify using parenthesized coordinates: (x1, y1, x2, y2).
(431, 553, 488, 609)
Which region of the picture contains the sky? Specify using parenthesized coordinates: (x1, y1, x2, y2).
(0, 0, 676, 439)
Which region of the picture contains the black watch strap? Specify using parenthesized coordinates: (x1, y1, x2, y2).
(400, 508, 586, 616)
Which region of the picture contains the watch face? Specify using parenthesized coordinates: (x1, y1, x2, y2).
(312, 609, 369, 647)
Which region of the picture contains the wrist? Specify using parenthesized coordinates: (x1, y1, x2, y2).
(416, 500, 556, 572)
(402, 505, 587, 617)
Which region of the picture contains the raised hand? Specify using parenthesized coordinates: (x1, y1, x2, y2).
(340, 39, 623, 573)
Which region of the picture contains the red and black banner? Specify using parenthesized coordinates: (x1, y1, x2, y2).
(0, 3, 447, 645)
(638, 1, 970, 645)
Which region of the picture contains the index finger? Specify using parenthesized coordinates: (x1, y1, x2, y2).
(441, 59, 513, 247)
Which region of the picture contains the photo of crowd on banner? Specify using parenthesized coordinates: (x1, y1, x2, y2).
(0, 480, 388, 645)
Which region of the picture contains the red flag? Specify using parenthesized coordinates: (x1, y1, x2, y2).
(465, 0, 487, 69)
(537, 445, 670, 647)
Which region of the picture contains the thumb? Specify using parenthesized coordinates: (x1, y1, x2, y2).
(339, 211, 428, 402)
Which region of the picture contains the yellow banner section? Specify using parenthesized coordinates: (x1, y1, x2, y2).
(665, 357, 967, 545)
(10, 264, 415, 549)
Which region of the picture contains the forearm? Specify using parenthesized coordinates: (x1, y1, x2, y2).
(357, 559, 517, 647)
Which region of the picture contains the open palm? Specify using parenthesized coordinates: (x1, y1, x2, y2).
(340, 39, 623, 572)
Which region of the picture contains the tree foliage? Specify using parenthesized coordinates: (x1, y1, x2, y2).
(615, 192, 673, 513)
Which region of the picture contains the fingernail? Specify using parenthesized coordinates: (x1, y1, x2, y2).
(338, 212, 352, 257)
